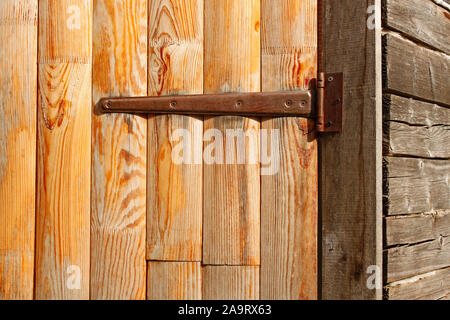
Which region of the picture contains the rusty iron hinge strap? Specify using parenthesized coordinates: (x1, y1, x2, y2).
(100, 90, 313, 117)
(316, 72, 343, 133)
(100, 74, 343, 133)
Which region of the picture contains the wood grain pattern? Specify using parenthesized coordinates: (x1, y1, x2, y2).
(147, 0, 203, 261)
(260, 0, 318, 300)
(35, 0, 91, 300)
(383, 0, 450, 54)
(382, 2, 450, 299)
(383, 32, 450, 106)
(147, 262, 201, 300)
(0, 0, 37, 300)
(203, 0, 260, 266)
(383, 94, 450, 159)
(320, 0, 383, 299)
(91, 0, 147, 300)
(35, 0, 92, 299)
(438, 292, 450, 300)
(384, 121, 450, 159)
(386, 236, 450, 282)
(385, 267, 450, 300)
(383, 94, 450, 126)
(384, 157, 449, 215)
(385, 210, 450, 246)
(202, 266, 259, 300)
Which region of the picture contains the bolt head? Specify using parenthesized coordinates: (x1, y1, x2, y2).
(285, 100, 293, 108)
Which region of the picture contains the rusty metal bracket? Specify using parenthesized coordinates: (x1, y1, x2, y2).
(316, 72, 343, 133)
(100, 90, 313, 117)
(100, 72, 343, 133)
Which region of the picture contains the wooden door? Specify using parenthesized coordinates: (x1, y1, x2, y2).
(0, 0, 316, 300)
(91, 0, 318, 300)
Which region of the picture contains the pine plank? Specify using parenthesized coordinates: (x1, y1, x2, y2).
(260, 0, 318, 300)
(147, 262, 201, 300)
(90, 0, 148, 300)
(35, 0, 92, 300)
(0, 0, 37, 300)
(383, 32, 450, 106)
(383, 0, 450, 54)
(147, 0, 203, 261)
(320, 0, 383, 299)
(203, 0, 261, 266)
(202, 266, 259, 300)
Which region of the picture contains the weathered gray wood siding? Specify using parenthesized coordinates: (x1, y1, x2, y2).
(382, 0, 450, 300)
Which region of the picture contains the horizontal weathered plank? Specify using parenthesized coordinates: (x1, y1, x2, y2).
(384, 94, 450, 126)
(385, 211, 450, 246)
(383, 97, 450, 156)
(386, 236, 450, 282)
(383, 32, 450, 106)
(385, 267, 450, 300)
(383, 0, 450, 54)
(384, 157, 450, 215)
(383, 121, 450, 158)
(383, 95, 450, 159)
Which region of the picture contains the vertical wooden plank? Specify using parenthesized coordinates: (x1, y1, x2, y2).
(147, 262, 201, 300)
(202, 266, 259, 300)
(0, 0, 37, 300)
(320, 0, 383, 299)
(147, 0, 203, 261)
(35, 0, 92, 299)
(203, 0, 260, 266)
(91, 0, 147, 299)
(260, 0, 318, 300)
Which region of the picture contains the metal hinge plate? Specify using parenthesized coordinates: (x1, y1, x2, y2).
(100, 73, 343, 133)
(316, 72, 343, 133)
(100, 90, 313, 117)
